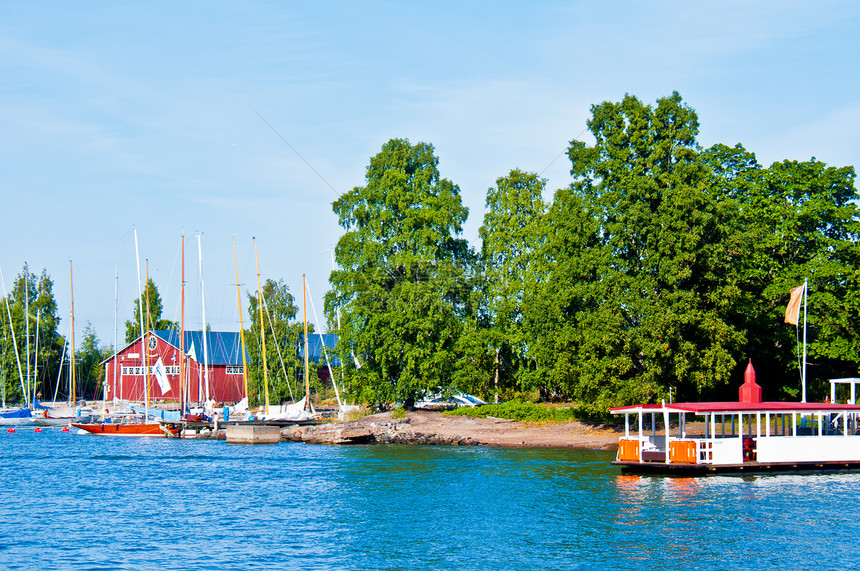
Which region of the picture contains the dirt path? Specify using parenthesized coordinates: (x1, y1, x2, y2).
(284, 410, 623, 449)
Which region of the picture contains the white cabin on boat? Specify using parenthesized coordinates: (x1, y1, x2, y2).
(611, 362, 860, 473)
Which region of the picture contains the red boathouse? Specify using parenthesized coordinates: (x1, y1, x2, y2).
(101, 330, 247, 404)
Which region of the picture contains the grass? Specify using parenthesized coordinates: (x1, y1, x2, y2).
(443, 400, 581, 423)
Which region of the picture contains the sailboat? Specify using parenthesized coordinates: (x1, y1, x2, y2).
(256, 272, 315, 423)
(73, 232, 179, 437)
(34, 262, 96, 426)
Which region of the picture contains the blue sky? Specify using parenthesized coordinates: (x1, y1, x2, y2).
(1, 1, 858, 349)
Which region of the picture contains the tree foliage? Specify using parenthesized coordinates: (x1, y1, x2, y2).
(77, 321, 112, 401)
(469, 169, 547, 399)
(0, 266, 64, 404)
(245, 278, 303, 406)
(326, 95, 858, 413)
(124, 278, 177, 342)
(328, 138, 473, 407)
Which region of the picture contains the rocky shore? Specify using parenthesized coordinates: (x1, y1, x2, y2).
(278, 409, 622, 449)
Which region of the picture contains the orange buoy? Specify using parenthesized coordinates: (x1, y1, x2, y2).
(61, 426, 70, 432)
(6, 428, 15, 433)
(34, 427, 42, 433)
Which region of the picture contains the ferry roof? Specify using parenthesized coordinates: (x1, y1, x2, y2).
(610, 401, 860, 414)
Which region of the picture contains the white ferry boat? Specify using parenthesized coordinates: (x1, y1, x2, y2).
(611, 362, 860, 474)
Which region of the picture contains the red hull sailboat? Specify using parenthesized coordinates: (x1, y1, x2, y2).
(71, 420, 179, 437)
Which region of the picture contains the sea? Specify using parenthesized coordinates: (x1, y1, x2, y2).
(1, 427, 859, 570)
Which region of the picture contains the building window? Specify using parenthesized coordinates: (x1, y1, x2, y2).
(226, 366, 244, 375)
(121, 365, 182, 376)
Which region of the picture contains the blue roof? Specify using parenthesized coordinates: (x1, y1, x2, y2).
(300, 333, 341, 367)
(153, 330, 246, 366)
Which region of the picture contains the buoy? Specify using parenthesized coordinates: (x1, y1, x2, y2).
(6, 428, 15, 433)
(61, 426, 70, 432)
(34, 427, 42, 433)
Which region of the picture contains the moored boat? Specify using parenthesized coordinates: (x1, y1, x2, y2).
(71, 418, 179, 437)
(611, 361, 860, 474)
(0, 407, 34, 426)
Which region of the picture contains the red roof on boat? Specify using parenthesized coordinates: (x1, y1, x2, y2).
(611, 401, 860, 414)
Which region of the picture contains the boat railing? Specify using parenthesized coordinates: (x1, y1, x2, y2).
(618, 434, 743, 465)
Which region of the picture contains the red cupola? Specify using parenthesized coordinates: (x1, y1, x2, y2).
(739, 359, 762, 403)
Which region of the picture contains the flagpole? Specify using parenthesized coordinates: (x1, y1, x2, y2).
(802, 278, 808, 403)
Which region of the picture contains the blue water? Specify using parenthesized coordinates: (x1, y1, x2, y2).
(1, 428, 859, 570)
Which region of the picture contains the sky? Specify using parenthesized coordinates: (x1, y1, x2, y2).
(1, 0, 858, 349)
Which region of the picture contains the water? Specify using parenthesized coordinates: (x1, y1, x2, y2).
(2, 428, 859, 570)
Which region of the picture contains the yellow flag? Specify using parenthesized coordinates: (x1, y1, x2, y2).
(784, 284, 804, 325)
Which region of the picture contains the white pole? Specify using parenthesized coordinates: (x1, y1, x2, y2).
(802, 278, 808, 403)
(114, 267, 119, 404)
(662, 400, 670, 464)
(134, 229, 147, 419)
(197, 235, 210, 403)
(25, 262, 30, 408)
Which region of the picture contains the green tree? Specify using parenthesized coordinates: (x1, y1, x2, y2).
(245, 278, 304, 406)
(467, 169, 547, 400)
(703, 144, 860, 398)
(530, 92, 749, 412)
(77, 321, 111, 400)
(124, 278, 177, 342)
(0, 265, 63, 404)
(327, 138, 473, 407)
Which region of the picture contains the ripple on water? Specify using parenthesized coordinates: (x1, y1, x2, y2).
(3, 431, 860, 569)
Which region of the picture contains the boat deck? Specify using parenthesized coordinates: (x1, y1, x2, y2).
(612, 459, 860, 475)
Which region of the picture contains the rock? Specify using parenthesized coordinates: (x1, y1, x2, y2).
(280, 425, 307, 442)
(301, 423, 375, 444)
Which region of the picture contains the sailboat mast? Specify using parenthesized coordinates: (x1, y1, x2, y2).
(114, 267, 119, 403)
(69, 261, 76, 407)
(180, 235, 186, 415)
(145, 260, 152, 413)
(233, 237, 249, 403)
(197, 235, 210, 404)
(303, 274, 310, 412)
(25, 262, 30, 408)
(2, 329, 6, 408)
(33, 309, 40, 405)
(134, 229, 147, 418)
(254, 238, 270, 416)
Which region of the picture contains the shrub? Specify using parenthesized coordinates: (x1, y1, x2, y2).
(443, 401, 580, 422)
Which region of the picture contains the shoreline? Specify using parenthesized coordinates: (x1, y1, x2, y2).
(280, 409, 622, 449)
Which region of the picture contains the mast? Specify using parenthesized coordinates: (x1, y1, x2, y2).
(180, 235, 185, 415)
(254, 238, 269, 416)
(233, 237, 249, 403)
(25, 262, 30, 407)
(52, 323, 67, 404)
(33, 309, 40, 405)
(2, 328, 7, 408)
(145, 260, 152, 413)
(197, 234, 210, 404)
(134, 229, 147, 418)
(303, 273, 310, 412)
(114, 267, 119, 403)
(69, 261, 76, 407)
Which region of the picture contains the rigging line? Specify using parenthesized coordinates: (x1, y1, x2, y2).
(539, 126, 590, 177)
(254, 110, 341, 197)
(261, 293, 295, 402)
(304, 277, 343, 408)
